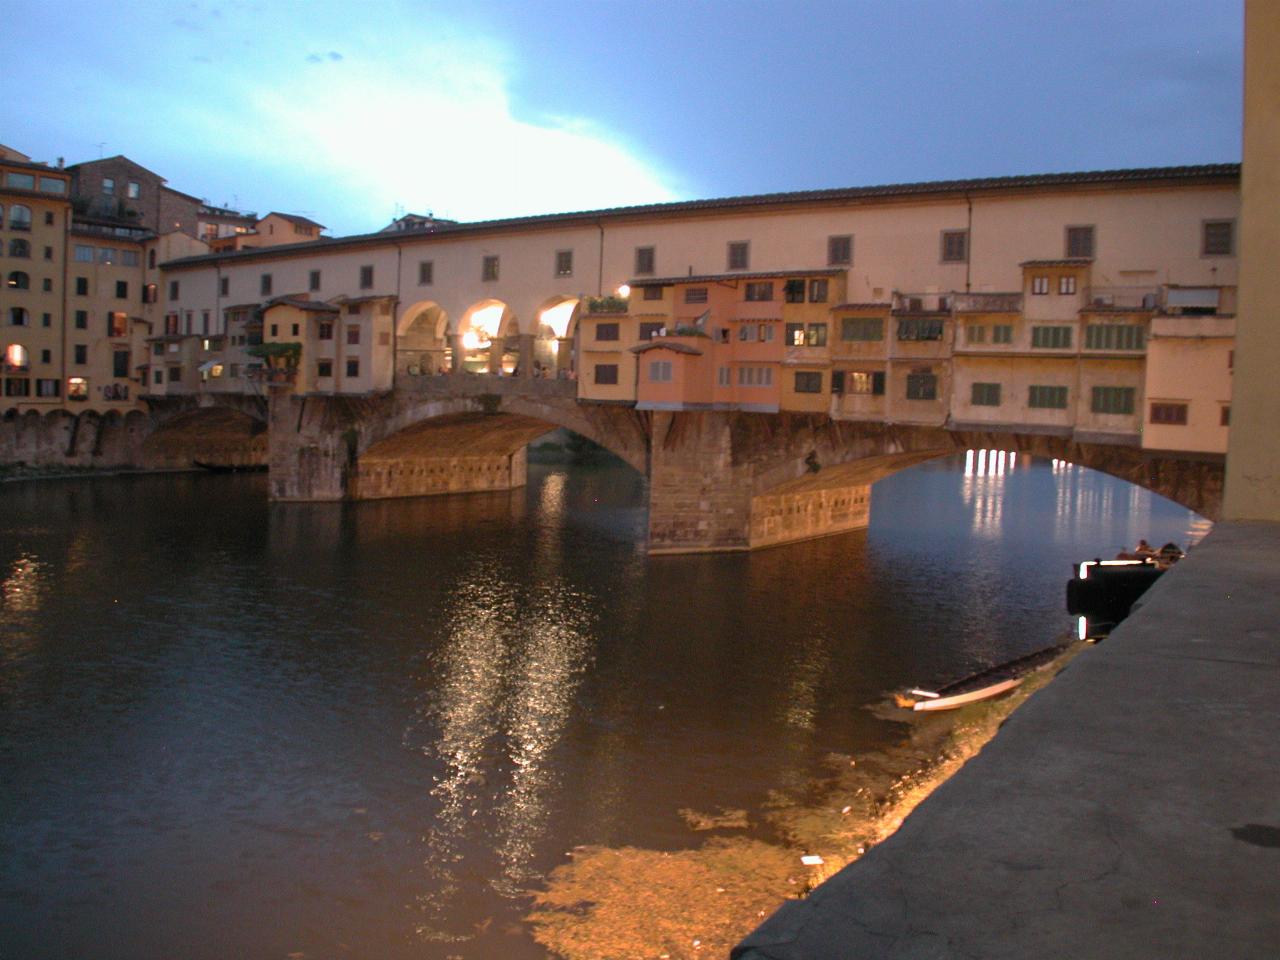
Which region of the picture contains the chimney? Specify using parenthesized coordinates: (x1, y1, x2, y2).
(57, 157, 64, 168)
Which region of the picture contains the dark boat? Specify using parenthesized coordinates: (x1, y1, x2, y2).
(899, 641, 1073, 711)
(192, 461, 267, 474)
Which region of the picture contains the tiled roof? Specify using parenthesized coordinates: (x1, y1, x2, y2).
(162, 163, 1240, 271)
(263, 297, 338, 313)
(630, 340, 704, 356)
(832, 301, 893, 310)
(265, 211, 327, 230)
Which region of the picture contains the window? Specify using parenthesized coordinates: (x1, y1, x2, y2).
(965, 324, 986, 344)
(806, 323, 828, 346)
(8, 239, 30, 258)
(126, 181, 140, 199)
(555, 250, 573, 277)
(718, 366, 731, 387)
(41, 349, 50, 363)
(260, 274, 273, 296)
(1085, 324, 1145, 351)
(941, 230, 968, 262)
(648, 360, 672, 382)
(74, 310, 88, 329)
(98, 247, 117, 264)
(67, 377, 89, 400)
(107, 313, 127, 337)
(4, 378, 31, 398)
(897, 317, 945, 341)
(785, 323, 805, 346)
(594, 363, 619, 385)
(842, 317, 884, 341)
(102, 177, 115, 196)
(739, 325, 756, 342)
(1066, 225, 1095, 258)
(1031, 325, 1073, 349)
(1059, 275, 1077, 295)
(1092, 386, 1135, 415)
(482, 255, 499, 281)
(639, 322, 664, 341)
(74, 344, 88, 365)
(1150, 402, 1188, 425)
(169, 366, 182, 382)
(318, 359, 333, 378)
(153, 369, 164, 385)
(1029, 385, 1068, 409)
(809, 279, 829, 303)
(684, 287, 708, 304)
(758, 323, 775, 341)
(635, 246, 655, 275)
(595, 322, 620, 341)
(346, 358, 360, 377)
(9, 308, 29, 326)
(828, 235, 852, 265)
(642, 285, 663, 301)
(270, 324, 278, 337)
(794, 371, 823, 394)
(115, 280, 128, 299)
(1031, 276, 1050, 295)
(37, 379, 59, 397)
(41, 313, 51, 327)
(40, 179, 65, 196)
(144, 283, 157, 304)
(169, 280, 180, 300)
(318, 321, 334, 340)
(359, 265, 374, 289)
(906, 372, 937, 400)
(992, 324, 1013, 344)
(784, 279, 806, 303)
(73, 277, 88, 296)
(745, 281, 773, 302)
(6, 271, 29, 290)
(727, 241, 749, 270)
(112, 350, 130, 378)
(971, 382, 1002, 406)
(418, 261, 433, 285)
(830, 370, 845, 394)
(4, 174, 34, 190)
(346, 325, 360, 345)
(9, 205, 32, 230)
(149, 249, 157, 269)
(4, 344, 29, 371)
(303, 269, 319, 292)
(1221, 405, 1231, 426)
(1203, 220, 1234, 256)
(74, 244, 94, 262)
(737, 366, 774, 387)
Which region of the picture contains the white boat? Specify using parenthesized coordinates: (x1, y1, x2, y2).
(909, 677, 1022, 712)
(899, 641, 1071, 712)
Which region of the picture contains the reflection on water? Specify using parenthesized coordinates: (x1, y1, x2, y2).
(0, 456, 1204, 959)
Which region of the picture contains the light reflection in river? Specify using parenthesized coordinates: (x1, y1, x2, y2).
(1, 553, 45, 614)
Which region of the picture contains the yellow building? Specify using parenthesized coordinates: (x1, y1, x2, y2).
(1, 155, 71, 409)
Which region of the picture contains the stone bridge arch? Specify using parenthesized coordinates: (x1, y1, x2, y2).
(140, 394, 269, 469)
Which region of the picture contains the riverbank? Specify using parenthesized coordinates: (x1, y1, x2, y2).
(0, 463, 196, 483)
(526, 638, 1082, 960)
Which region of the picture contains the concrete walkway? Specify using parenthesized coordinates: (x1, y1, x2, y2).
(734, 521, 1280, 959)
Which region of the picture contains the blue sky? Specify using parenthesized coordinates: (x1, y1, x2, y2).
(2, 0, 1242, 236)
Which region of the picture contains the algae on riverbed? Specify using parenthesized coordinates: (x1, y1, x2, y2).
(526, 641, 1082, 960)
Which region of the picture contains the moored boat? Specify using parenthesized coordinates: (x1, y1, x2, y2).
(898, 641, 1072, 712)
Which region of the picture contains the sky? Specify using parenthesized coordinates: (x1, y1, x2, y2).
(1, 0, 1243, 237)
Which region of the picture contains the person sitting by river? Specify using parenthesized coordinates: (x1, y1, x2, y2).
(1134, 539, 1156, 558)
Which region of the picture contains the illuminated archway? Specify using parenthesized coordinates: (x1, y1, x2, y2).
(457, 300, 514, 374)
(533, 296, 580, 376)
(397, 300, 450, 377)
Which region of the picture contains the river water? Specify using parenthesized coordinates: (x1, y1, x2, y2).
(0, 452, 1203, 959)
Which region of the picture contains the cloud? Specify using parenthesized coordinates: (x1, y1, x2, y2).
(231, 38, 678, 231)
(306, 53, 323, 63)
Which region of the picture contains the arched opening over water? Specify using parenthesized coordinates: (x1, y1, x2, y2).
(141, 406, 268, 469)
(456, 299, 514, 374)
(533, 296, 580, 377)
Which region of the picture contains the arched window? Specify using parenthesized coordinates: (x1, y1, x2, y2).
(6, 271, 29, 290)
(8, 239, 31, 258)
(4, 344, 29, 371)
(9, 308, 29, 327)
(9, 205, 32, 231)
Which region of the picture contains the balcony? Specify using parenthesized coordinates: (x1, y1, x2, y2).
(1149, 314, 1236, 340)
(893, 292, 953, 314)
(953, 292, 1022, 313)
(1082, 286, 1160, 311)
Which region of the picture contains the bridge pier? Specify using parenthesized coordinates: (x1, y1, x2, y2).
(648, 412, 755, 553)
